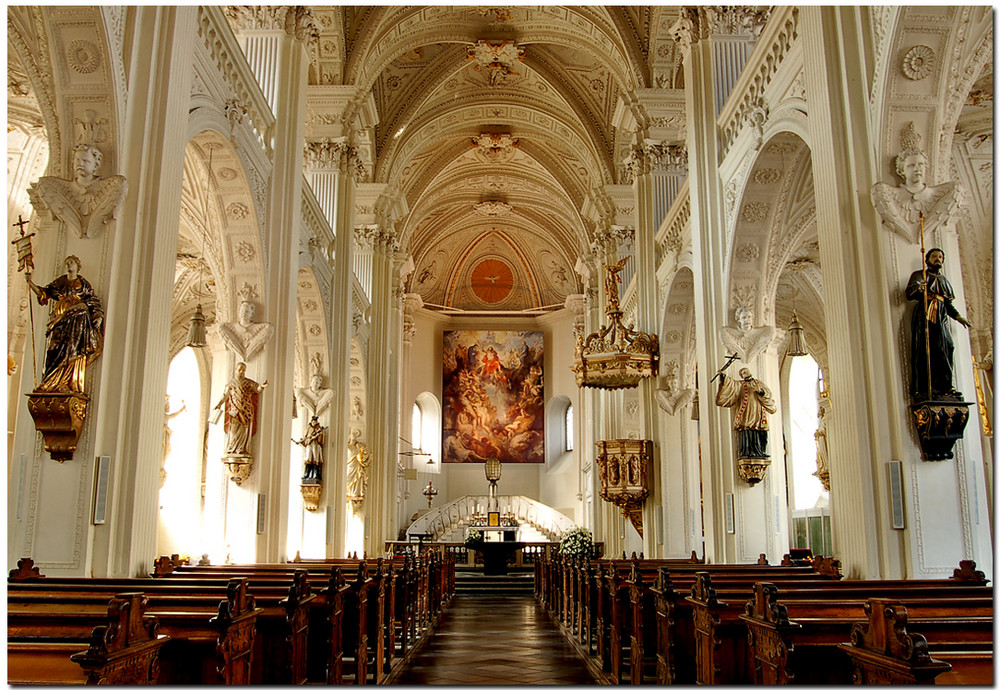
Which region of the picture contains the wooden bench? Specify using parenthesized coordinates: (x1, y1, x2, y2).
(739, 580, 993, 684)
(10, 567, 311, 684)
(838, 598, 994, 684)
(688, 567, 990, 685)
(8, 592, 168, 685)
(10, 578, 261, 684)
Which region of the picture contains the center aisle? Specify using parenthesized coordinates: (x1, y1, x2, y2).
(389, 594, 598, 685)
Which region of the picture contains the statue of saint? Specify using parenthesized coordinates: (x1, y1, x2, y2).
(715, 366, 777, 459)
(161, 395, 187, 488)
(871, 124, 965, 244)
(27, 143, 128, 239)
(346, 428, 371, 513)
(219, 300, 274, 362)
(905, 248, 971, 400)
(25, 255, 105, 392)
(213, 362, 267, 458)
(295, 416, 326, 484)
(719, 305, 774, 363)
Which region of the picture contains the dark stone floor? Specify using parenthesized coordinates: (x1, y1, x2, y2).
(390, 594, 597, 685)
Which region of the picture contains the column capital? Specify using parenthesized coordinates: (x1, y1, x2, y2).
(623, 143, 687, 183)
(355, 225, 399, 253)
(670, 7, 770, 50)
(304, 138, 369, 180)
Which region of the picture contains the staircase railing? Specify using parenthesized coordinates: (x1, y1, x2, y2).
(405, 494, 578, 542)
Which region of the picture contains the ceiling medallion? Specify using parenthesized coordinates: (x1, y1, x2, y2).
(470, 258, 514, 304)
(472, 132, 519, 164)
(473, 200, 512, 217)
(572, 257, 659, 389)
(466, 39, 525, 86)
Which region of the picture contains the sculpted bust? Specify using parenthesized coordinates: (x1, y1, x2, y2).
(28, 144, 128, 239)
(219, 300, 274, 362)
(719, 305, 774, 363)
(871, 125, 965, 244)
(655, 365, 695, 416)
(297, 372, 334, 417)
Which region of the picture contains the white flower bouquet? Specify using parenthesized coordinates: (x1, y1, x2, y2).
(559, 526, 594, 559)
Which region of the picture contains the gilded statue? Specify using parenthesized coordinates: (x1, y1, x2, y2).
(213, 362, 267, 459)
(25, 255, 105, 393)
(715, 366, 777, 460)
(219, 300, 274, 362)
(346, 428, 371, 513)
(28, 144, 128, 239)
(161, 395, 187, 488)
(295, 416, 326, 484)
(905, 248, 971, 400)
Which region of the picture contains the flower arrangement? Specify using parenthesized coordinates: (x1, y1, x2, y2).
(559, 526, 594, 559)
(465, 528, 483, 548)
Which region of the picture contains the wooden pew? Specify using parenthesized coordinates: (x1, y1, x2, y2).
(8, 592, 168, 685)
(10, 578, 261, 684)
(740, 580, 992, 684)
(838, 598, 993, 684)
(10, 569, 310, 684)
(691, 570, 991, 686)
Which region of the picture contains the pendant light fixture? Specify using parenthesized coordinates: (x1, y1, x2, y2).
(186, 145, 212, 348)
(786, 309, 807, 357)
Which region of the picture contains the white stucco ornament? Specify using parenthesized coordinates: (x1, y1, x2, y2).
(28, 144, 128, 239)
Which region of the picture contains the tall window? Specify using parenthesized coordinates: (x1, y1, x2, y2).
(412, 403, 422, 452)
(564, 403, 574, 452)
(787, 354, 832, 556)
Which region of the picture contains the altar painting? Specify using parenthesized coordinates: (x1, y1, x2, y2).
(442, 330, 544, 463)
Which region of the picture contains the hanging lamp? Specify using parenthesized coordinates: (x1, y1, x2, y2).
(786, 310, 807, 356)
(186, 145, 212, 348)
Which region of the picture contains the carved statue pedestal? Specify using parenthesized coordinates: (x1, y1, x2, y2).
(301, 484, 321, 511)
(910, 399, 972, 460)
(738, 457, 770, 486)
(26, 390, 89, 462)
(223, 455, 253, 485)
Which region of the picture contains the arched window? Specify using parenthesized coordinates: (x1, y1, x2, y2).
(786, 354, 832, 555)
(564, 403, 574, 452)
(413, 392, 441, 473)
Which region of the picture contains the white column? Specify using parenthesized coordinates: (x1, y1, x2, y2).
(676, 11, 737, 563)
(364, 227, 399, 553)
(253, 13, 309, 562)
(90, 6, 197, 576)
(305, 142, 359, 557)
(801, 7, 905, 578)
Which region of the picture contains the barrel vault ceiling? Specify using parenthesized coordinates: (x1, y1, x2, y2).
(296, 6, 683, 312)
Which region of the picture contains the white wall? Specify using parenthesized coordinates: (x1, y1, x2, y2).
(400, 308, 584, 534)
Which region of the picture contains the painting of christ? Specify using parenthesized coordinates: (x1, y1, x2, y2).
(442, 330, 544, 463)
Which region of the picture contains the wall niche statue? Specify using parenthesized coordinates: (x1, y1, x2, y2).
(715, 366, 777, 485)
(295, 415, 326, 511)
(346, 427, 371, 514)
(28, 143, 128, 239)
(212, 361, 268, 484)
(23, 254, 105, 461)
(905, 248, 973, 460)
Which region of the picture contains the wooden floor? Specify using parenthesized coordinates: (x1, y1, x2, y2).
(390, 594, 598, 685)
